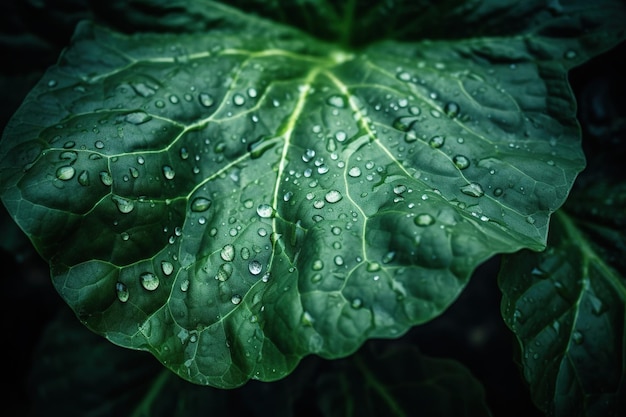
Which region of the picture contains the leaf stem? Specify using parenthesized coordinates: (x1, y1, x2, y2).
(353, 353, 406, 417)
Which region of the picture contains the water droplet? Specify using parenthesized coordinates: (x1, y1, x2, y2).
(312, 260, 324, 271)
(56, 166, 75, 181)
(112, 196, 135, 214)
(191, 197, 212, 212)
(325, 190, 343, 203)
(215, 263, 233, 281)
(99, 171, 113, 186)
(526, 215, 536, 225)
(493, 188, 503, 197)
(169, 94, 180, 104)
(161, 261, 174, 276)
(414, 213, 435, 227)
(564, 50, 577, 59)
(367, 262, 381, 272)
(248, 260, 262, 275)
(94, 140, 105, 149)
(572, 330, 584, 344)
(452, 155, 470, 170)
(393, 184, 407, 195)
(116, 282, 129, 302)
(231, 294, 242, 305)
(220, 244, 235, 262)
(47, 79, 57, 88)
(233, 93, 246, 106)
(460, 182, 484, 197)
(162, 165, 175, 180)
(199, 93, 215, 107)
(351, 298, 363, 309)
(241, 247, 251, 260)
(326, 94, 346, 108)
(392, 116, 416, 132)
(348, 166, 362, 177)
(429, 135, 445, 148)
(179, 147, 189, 160)
(302, 148, 316, 162)
(283, 191, 293, 202)
(125, 111, 152, 125)
(334, 255, 344, 266)
(444, 102, 460, 118)
(382, 251, 395, 264)
(335, 130, 347, 142)
(140, 272, 159, 291)
(256, 203, 274, 218)
(396, 71, 411, 81)
(247, 87, 258, 98)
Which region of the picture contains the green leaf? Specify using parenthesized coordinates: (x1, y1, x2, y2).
(316, 343, 492, 417)
(498, 193, 626, 416)
(3, 0, 623, 387)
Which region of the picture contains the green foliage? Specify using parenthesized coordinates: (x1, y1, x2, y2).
(0, 0, 624, 415)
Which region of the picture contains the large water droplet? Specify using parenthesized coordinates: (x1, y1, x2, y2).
(231, 294, 242, 305)
(112, 196, 135, 214)
(248, 260, 262, 275)
(220, 244, 235, 262)
(452, 155, 470, 170)
(460, 182, 484, 197)
(140, 272, 159, 291)
(414, 213, 435, 227)
(116, 282, 129, 302)
(325, 190, 343, 203)
(162, 165, 175, 180)
(78, 170, 89, 186)
(56, 166, 75, 181)
(215, 263, 233, 282)
(199, 93, 215, 107)
(161, 261, 174, 276)
(348, 166, 362, 177)
(326, 94, 346, 108)
(233, 93, 246, 106)
(191, 197, 212, 212)
(99, 171, 113, 186)
(125, 111, 152, 125)
(429, 135, 445, 148)
(256, 203, 274, 218)
(444, 102, 460, 118)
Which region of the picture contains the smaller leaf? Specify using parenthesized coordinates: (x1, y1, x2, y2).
(316, 342, 492, 417)
(499, 195, 626, 417)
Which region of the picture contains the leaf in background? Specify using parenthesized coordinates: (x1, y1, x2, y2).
(316, 342, 492, 417)
(498, 193, 626, 416)
(2, 0, 624, 387)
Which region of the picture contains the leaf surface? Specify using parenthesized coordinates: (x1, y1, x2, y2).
(499, 188, 626, 416)
(0, 2, 606, 387)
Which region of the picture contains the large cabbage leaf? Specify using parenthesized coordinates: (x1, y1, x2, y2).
(1, 0, 623, 387)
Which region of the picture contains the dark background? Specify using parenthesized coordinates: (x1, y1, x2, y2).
(1, 1, 624, 416)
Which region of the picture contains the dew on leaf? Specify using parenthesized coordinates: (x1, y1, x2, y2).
(233, 93, 246, 106)
(112, 196, 134, 214)
(140, 272, 159, 291)
(453, 155, 470, 170)
(56, 166, 75, 181)
(191, 197, 212, 212)
(367, 262, 381, 272)
(256, 203, 274, 218)
(393, 184, 407, 195)
(351, 298, 363, 309)
(169, 94, 180, 104)
(335, 131, 347, 142)
(216, 263, 234, 282)
(125, 111, 152, 125)
(241, 247, 251, 260)
(161, 261, 174, 276)
(326, 94, 346, 108)
(179, 147, 189, 160)
(302, 148, 316, 162)
(312, 259, 324, 271)
(115, 282, 129, 302)
(334, 255, 344, 266)
(199, 93, 215, 107)
(220, 244, 235, 262)
(325, 190, 343, 203)
(444, 102, 460, 118)
(231, 294, 242, 305)
(248, 260, 262, 275)
(162, 165, 175, 180)
(94, 140, 104, 149)
(99, 171, 113, 186)
(414, 213, 435, 227)
(382, 251, 395, 264)
(572, 330, 584, 344)
(247, 87, 258, 98)
(429, 135, 445, 148)
(493, 188, 503, 197)
(460, 182, 484, 197)
(348, 166, 362, 177)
